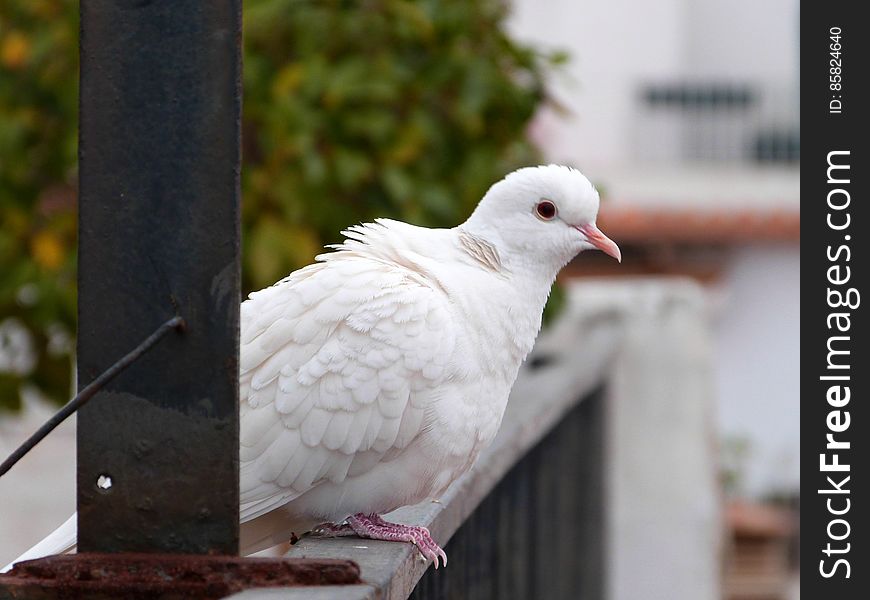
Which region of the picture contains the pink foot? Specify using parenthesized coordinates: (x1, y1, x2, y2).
(345, 513, 447, 569)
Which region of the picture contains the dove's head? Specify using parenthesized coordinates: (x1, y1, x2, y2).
(464, 165, 621, 274)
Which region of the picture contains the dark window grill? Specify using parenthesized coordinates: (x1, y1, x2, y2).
(637, 81, 800, 164)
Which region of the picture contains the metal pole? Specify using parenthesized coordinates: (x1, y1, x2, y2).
(3, 5, 360, 595)
(77, 0, 242, 554)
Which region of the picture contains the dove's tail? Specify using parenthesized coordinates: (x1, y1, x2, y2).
(240, 509, 319, 556)
(1, 513, 77, 573)
(2, 510, 316, 572)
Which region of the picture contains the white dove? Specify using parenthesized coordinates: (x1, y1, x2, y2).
(5, 164, 620, 572)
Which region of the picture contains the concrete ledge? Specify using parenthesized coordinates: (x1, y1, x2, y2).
(230, 585, 376, 600)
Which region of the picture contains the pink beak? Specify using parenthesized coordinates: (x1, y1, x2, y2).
(575, 223, 622, 262)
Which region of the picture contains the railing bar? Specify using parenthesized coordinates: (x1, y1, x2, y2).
(0, 316, 185, 478)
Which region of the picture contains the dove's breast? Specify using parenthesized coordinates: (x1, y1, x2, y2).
(237, 252, 497, 523)
(412, 268, 549, 491)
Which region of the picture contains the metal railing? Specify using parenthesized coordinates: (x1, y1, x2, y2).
(631, 80, 799, 165)
(410, 390, 606, 600)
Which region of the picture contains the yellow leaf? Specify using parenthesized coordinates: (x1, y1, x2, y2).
(272, 63, 305, 97)
(30, 231, 65, 271)
(1, 31, 30, 70)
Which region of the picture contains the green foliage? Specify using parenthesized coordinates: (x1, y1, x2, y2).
(241, 0, 555, 287)
(1, 1, 79, 411)
(1, 0, 560, 411)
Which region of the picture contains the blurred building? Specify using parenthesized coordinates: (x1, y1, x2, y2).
(509, 1, 799, 597)
(510, 0, 798, 170)
(724, 501, 797, 600)
(510, 0, 799, 500)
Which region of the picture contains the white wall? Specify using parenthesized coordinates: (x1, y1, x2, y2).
(604, 280, 721, 600)
(508, 0, 686, 168)
(509, 0, 800, 167)
(684, 0, 799, 81)
(713, 245, 800, 497)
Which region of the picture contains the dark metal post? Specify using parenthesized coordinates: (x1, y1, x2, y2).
(3, 3, 363, 595)
(77, 1, 242, 554)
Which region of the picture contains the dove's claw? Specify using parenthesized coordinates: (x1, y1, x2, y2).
(346, 513, 447, 568)
(310, 522, 357, 537)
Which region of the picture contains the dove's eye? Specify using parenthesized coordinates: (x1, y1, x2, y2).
(535, 200, 557, 221)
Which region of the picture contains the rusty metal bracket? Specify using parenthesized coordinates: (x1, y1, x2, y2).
(0, 554, 361, 600)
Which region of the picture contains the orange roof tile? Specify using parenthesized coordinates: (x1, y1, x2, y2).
(726, 501, 794, 538)
(598, 206, 800, 243)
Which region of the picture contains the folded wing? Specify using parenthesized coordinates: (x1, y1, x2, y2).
(238, 254, 455, 523)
